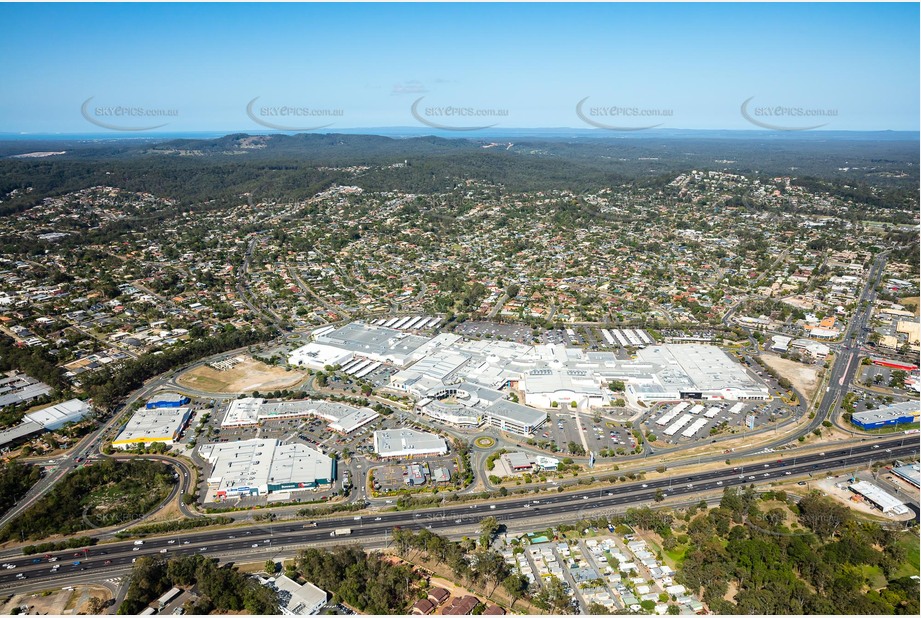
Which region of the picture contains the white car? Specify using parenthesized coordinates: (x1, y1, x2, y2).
(716, 481, 723, 486)
(167, 540, 176, 544)
(251, 544, 259, 548)
(374, 517, 382, 521)
(132, 547, 140, 551)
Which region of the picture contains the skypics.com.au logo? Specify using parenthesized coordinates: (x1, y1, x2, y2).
(740, 96, 838, 131)
(576, 97, 673, 131)
(81, 97, 178, 131)
(410, 97, 508, 131)
(246, 97, 344, 131)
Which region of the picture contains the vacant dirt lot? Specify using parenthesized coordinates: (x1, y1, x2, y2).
(0, 585, 112, 615)
(177, 356, 307, 393)
(759, 353, 821, 401)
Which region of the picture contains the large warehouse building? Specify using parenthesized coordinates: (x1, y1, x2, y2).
(199, 438, 336, 498)
(146, 392, 191, 409)
(112, 406, 192, 449)
(0, 398, 92, 449)
(627, 345, 770, 403)
(851, 401, 920, 430)
(24, 399, 91, 430)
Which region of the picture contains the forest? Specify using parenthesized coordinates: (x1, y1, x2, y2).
(0, 459, 174, 541)
(675, 488, 919, 614)
(294, 545, 421, 614)
(0, 460, 42, 517)
(0, 132, 917, 216)
(117, 554, 278, 615)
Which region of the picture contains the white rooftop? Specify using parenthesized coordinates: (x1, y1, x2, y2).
(849, 480, 908, 514)
(112, 406, 189, 446)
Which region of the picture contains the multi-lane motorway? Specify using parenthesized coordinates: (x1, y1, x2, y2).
(1, 436, 915, 589)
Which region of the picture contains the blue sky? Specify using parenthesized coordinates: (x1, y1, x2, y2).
(1, 2, 918, 133)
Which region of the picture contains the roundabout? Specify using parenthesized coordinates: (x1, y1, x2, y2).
(473, 436, 496, 449)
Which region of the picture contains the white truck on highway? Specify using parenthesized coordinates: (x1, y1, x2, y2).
(331, 528, 352, 537)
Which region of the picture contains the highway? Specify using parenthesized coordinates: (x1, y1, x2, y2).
(818, 252, 887, 429)
(1, 436, 915, 590)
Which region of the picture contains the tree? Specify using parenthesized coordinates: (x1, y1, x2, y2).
(536, 575, 571, 613)
(502, 573, 529, 608)
(588, 602, 609, 614)
(478, 516, 500, 548)
(264, 559, 277, 574)
(798, 491, 851, 537)
(889, 370, 907, 389)
(87, 596, 109, 614)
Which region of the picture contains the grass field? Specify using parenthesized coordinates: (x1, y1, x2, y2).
(890, 531, 921, 580)
(899, 296, 919, 315)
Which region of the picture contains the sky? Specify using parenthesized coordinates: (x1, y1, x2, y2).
(1, 2, 918, 134)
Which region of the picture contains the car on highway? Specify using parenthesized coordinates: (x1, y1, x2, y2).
(167, 540, 176, 544)
(374, 517, 382, 521)
(748, 476, 755, 480)
(251, 544, 259, 548)
(132, 547, 140, 551)
(716, 481, 723, 486)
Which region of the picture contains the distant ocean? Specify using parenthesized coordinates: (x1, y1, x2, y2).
(0, 128, 917, 142)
